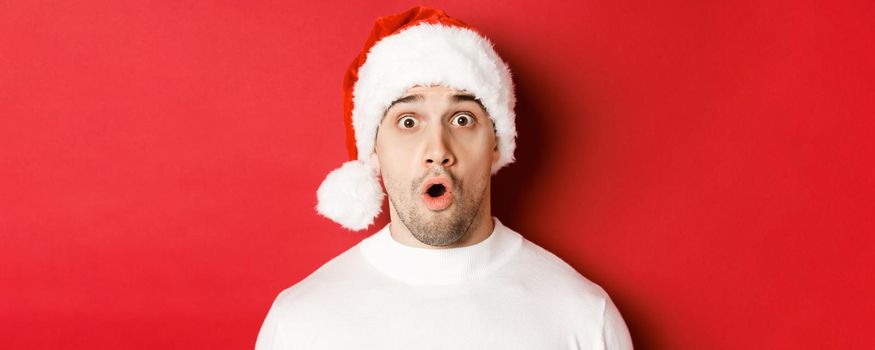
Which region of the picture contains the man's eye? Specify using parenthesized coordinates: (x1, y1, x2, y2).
(451, 113, 474, 127)
(398, 115, 417, 129)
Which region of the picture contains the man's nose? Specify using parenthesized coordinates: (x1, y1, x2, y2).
(424, 125, 455, 168)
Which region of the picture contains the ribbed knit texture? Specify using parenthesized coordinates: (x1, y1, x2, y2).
(255, 217, 633, 349)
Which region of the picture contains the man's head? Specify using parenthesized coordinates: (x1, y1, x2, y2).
(316, 6, 516, 232)
(374, 85, 498, 246)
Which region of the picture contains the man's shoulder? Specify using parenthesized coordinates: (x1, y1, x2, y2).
(481, 228, 616, 328)
(268, 241, 373, 313)
(510, 235, 612, 305)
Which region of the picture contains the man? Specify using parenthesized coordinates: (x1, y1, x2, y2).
(255, 6, 633, 349)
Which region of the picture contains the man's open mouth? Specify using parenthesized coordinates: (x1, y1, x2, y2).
(426, 183, 447, 197)
(420, 177, 454, 211)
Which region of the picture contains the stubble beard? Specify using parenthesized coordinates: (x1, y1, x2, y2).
(387, 169, 488, 247)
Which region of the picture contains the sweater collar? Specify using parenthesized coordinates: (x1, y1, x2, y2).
(359, 217, 523, 286)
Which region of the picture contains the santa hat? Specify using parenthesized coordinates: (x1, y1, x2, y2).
(316, 6, 517, 231)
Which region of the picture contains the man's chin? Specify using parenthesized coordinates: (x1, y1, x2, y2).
(418, 200, 455, 215)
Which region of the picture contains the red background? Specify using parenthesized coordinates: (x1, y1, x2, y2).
(2, 1, 872, 349)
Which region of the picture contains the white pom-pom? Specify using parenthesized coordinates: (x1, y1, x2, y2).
(316, 160, 385, 231)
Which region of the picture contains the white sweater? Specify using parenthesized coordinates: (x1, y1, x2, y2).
(255, 217, 633, 349)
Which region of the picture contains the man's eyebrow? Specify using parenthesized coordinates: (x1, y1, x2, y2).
(452, 94, 487, 113)
(385, 94, 424, 114)
(382, 93, 489, 117)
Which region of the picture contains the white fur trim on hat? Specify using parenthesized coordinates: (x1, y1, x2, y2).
(352, 23, 517, 173)
(316, 160, 385, 231)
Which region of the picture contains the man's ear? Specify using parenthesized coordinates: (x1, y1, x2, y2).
(371, 151, 381, 174)
(492, 146, 499, 166)
(490, 121, 500, 167)
(491, 134, 500, 167)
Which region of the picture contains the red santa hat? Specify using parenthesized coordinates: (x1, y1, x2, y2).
(316, 6, 517, 231)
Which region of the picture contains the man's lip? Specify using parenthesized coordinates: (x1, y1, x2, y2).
(419, 175, 454, 194)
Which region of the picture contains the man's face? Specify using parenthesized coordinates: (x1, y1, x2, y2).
(373, 85, 499, 247)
